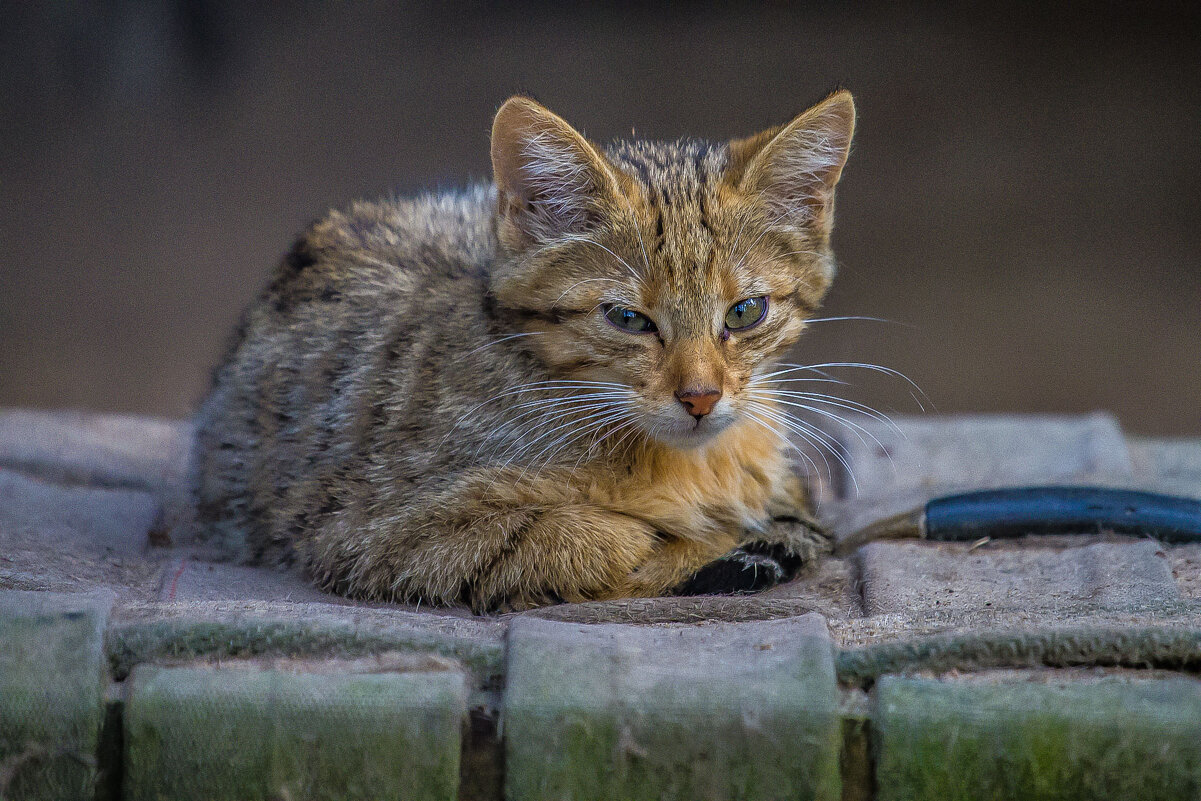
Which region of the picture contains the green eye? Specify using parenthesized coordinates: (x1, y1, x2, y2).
(724, 296, 769, 331)
(603, 305, 657, 334)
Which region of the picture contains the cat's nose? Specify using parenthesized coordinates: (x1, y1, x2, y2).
(675, 387, 722, 418)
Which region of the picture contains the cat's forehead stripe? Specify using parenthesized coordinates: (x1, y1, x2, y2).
(603, 139, 729, 288)
(603, 138, 726, 192)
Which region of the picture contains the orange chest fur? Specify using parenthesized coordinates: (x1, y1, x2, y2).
(581, 422, 789, 544)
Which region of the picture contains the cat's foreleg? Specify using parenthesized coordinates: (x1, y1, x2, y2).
(460, 503, 665, 611)
(603, 537, 733, 599)
(358, 473, 666, 611)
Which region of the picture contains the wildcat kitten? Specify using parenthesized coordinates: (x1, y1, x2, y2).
(193, 92, 855, 611)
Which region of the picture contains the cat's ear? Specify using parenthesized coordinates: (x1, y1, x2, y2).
(491, 97, 622, 248)
(729, 90, 856, 236)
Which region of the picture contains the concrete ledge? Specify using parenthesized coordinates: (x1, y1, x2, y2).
(106, 601, 506, 686)
(827, 413, 1134, 507)
(0, 590, 112, 801)
(124, 665, 467, 801)
(874, 673, 1201, 800)
(1130, 436, 1201, 498)
(0, 409, 190, 492)
(502, 613, 841, 801)
(837, 625, 1201, 686)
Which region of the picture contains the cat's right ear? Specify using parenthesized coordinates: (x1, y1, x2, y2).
(728, 91, 856, 239)
(491, 97, 621, 249)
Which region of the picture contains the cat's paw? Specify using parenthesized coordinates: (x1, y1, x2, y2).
(747, 515, 833, 577)
(669, 548, 787, 596)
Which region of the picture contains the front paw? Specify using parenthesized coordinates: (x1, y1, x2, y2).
(746, 515, 832, 577)
(669, 548, 786, 596)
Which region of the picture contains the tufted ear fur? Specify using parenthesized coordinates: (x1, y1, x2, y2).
(729, 91, 856, 237)
(491, 97, 623, 250)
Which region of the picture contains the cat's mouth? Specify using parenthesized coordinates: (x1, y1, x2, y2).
(644, 405, 737, 449)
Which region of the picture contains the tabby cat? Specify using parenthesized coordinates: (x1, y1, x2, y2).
(193, 91, 856, 611)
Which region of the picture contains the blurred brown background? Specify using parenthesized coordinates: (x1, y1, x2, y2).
(1, 2, 1198, 434)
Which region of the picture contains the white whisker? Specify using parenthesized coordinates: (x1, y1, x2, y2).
(553, 277, 627, 306)
(568, 412, 641, 472)
(603, 417, 646, 463)
(793, 362, 928, 408)
(461, 331, 544, 358)
(750, 366, 847, 385)
(751, 400, 852, 462)
(743, 404, 827, 488)
(745, 388, 900, 431)
(747, 400, 861, 496)
(491, 400, 627, 456)
(748, 394, 893, 467)
(615, 192, 653, 275)
(753, 361, 928, 412)
(499, 404, 631, 470)
(566, 235, 642, 281)
(475, 395, 632, 460)
(511, 390, 631, 410)
(520, 408, 634, 479)
(750, 403, 833, 482)
(435, 379, 635, 454)
(804, 315, 905, 326)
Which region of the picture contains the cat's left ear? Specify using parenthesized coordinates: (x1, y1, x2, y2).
(491, 96, 623, 250)
(729, 91, 856, 237)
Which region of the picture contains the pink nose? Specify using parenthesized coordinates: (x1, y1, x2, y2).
(675, 387, 722, 418)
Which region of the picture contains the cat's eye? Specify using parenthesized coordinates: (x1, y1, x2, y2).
(603, 304, 657, 334)
(724, 296, 769, 332)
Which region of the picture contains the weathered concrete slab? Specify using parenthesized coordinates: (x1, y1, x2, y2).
(0, 590, 112, 801)
(0, 408, 190, 491)
(826, 413, 1134, 504)
(858, 539, 1180, 616)
(0, 468, 164, 594)
(1171, 545, 1201, 599)
(528, 557, 864, 624)
(155, 557, 339, 603)
(503, 613, 841, 801)
(1130, 436, 1201, 499)
(874, 672, 1201, 800)
(124, 665, 466, 801)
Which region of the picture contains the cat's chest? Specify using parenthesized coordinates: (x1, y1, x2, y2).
(587, 424, 791, 541)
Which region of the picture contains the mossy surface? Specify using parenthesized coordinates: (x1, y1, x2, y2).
(0, 591, 110, 801)
(124, 665, 466, 801)
(874, 675, 1201, 801)
(503, 614, 842, 801)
